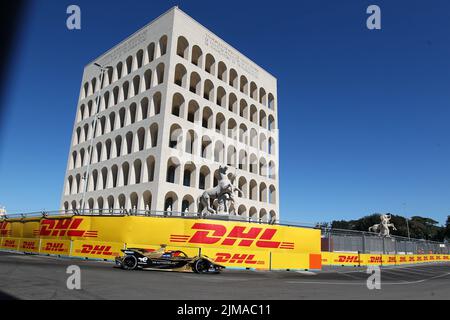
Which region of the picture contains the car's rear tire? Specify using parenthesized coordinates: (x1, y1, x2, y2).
(193, 258, 213, 274)
(122, 255, 138, 270)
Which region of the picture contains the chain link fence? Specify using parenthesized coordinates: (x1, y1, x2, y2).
(321, 228, 449, 254)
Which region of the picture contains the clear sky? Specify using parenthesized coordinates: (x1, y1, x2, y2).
(0, 0, 449, 225)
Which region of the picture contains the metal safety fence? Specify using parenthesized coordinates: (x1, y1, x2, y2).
(321, 228, 449, 255)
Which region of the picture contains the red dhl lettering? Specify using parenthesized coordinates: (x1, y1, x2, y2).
(337, 255, 360, 263)
(79, 244, 114, 256)
(39, 219, 98, 238)
(0, 221, 11, 236)
(4, 240, 17, 248)
(214, 253, 262, 265)
(44, 242, 66, 252)
(173, 223, 293, 249)
(388, 257, 396, 263)
(409, 257, 415, 262)
(21, 241, 37, 250)
(369, 256, 382, 263)
(399, 257, 407, 262)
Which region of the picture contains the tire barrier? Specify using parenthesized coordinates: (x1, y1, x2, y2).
(0, 215, 322, 270)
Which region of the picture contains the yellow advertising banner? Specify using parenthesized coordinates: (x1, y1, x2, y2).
(321, 252, 361, 266)
(382, 255, 397, 266)
(71, 240, 123, 260)
(0, 237, 20, 251)
(18, 238, 40, 253)
(39, 239, 71, 255)
(359, 253, 383, 266)
(201, 247, 271, 270)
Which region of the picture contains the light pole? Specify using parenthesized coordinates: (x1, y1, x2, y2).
(402, 202, 411, 240)
(80, 63, 112, 213)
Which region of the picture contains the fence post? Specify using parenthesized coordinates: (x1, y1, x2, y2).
(362, 233, 366, 254)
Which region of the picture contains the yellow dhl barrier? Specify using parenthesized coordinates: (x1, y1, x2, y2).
(0, 215, 322, 270)
(322, 252, 450, 266)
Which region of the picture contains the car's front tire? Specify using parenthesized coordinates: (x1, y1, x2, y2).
(122, 255, 138, 270)
(192, 258, 214, 274)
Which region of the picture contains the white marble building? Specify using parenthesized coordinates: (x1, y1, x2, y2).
(60, 7, 279, 221)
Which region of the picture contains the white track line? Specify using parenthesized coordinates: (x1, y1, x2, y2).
(286, 272, 450, 286)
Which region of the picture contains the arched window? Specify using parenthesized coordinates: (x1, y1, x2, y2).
(201, 136, 212, 159)
(215, 113, 226, 135)
(185, 130, 197, 155)
(187, 100, 200, 123)
(158, 35, 168, 58)
(191, 45, 203, 67)
(155, 63, 165, 86)
(144, 156, 155, 182)
(148, 123, 159, 148)
(151, 91, 162, 115)
(240, 75, 248, 95)
(214, 141, 225, 163)
(147, 43, 155, 63)
(199, 166, 211, 190)
(189, 72, 201, 94)
(216, 86, 226, 107)
(176, 36, 189, 59)
(259, 88, 267, 106)
(218, 61, 227, 82)
(171, 93, 185, 117)
(169, 124, 183, 150)
(183, 163, 196, 187)
(250, 82, 258, 100)
(259, 183, 267, 202)
(166, 157, 180, 184)
(174, 64, 187, 87)
(203, 79, 214, 102)
(202, 107, 213, 129)
(205, 54, 216, 75)
(229, 69, 238, 88)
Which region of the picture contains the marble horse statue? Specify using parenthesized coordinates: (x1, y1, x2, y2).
(369, 214, 397, 237)
(198, 166, 242, 215)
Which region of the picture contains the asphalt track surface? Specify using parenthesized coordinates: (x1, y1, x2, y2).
(0, 252, 449, 300)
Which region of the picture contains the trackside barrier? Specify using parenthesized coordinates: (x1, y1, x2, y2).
(0, 215, 322, 270)
(321, 251, 450, 267)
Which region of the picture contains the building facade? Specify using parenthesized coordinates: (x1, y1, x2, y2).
(60, 7, 279, 222)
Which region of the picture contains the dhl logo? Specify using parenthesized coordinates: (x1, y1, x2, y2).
(409, 257, 415, 262)
(169, 223, 294, 250)
(423, 256, 429, 261)
(369, 256, 382, 263)
(443, 256, 449, 260)
(3, 240, 17, 248)
(429, 256, 435, 261)
(388, 257, 396, 263)
(76, 244, 118, 256)
(399, 257, 407, 262)
(39, 219, 98, 238)
(214, 253, 264, 265)
(43, 242, 68, 253)
(0, 221, 12, 236)
(417, 256, 423, 261)
(21, 241, 38, 250)
(337, 255, 360, 263)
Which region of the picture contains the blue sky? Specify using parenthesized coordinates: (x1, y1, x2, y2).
(0, 0, 449, 225)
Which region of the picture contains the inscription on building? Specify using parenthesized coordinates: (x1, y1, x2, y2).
(205, 34, 259, 79)
(99, 30, 148, 66)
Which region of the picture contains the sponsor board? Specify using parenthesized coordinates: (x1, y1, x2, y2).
(0, 237, 20, 251)
(322, 252, 361, 266)
(71, 240, 123, 259)
(201, 247, 270, 269)
(39, 239, 71, 255)
(19, 238, 40, 253)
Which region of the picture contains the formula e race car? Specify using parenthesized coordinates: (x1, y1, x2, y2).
(115, 245, 225, 274)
